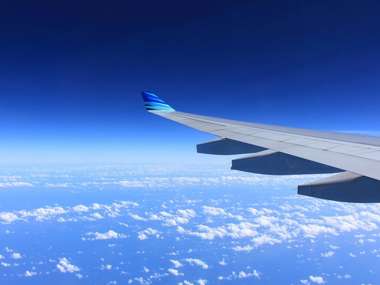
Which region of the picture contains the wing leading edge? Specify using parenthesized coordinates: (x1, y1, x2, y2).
(142, 91, 380, 203)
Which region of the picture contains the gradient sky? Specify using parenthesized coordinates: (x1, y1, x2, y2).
(0, 0, 379, 164)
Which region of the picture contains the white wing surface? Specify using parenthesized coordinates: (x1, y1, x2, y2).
(142, 91, 380, 203)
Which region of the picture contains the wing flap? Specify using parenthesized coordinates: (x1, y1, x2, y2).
(197, 138, 265, 155)
(298, 172, 380, 203)
(231, 150, 342, 175)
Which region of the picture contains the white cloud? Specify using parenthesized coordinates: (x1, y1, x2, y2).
(323, 214, 378, 232)
(24, 270, 37, 277)
(300, 224, 337, 238)
(149, 210, 196, 227)
(177, 209, 196, 219)
(252, 270, 261, 279)
(232, 245, 254, 252)
(238, 270, 261, 279)
(72, 205, 89, 212)
(248, 208, 259, 215)
(309, 275, 325, 284)
(219, 259, 227, 266)
(24, 206, 67, 221)
(170, 259, 183, 268)
(178, 222, 258, 241)
(321, 251, 335, 258)
(101, 264, 112, 271)
(130, 276, 151, 285)
(91, 213, 104, 220)
(173, 200, 380, 254)
(138, 228, 159, 240)
(0, 200, 138, 225)
(167, 268, 183, 276)
(11, 252, 22, 260)
(0, 212, 18, 223)
(5, 247, 13, 253)
(337, 273, 351, 280)
(251, 234, 281, 247)
(185, 258, 208, 270)
(86, 230, 125, 241)
(220, 270, 261, 281)
(56, 257, 80, 273)
(129, 213, 147, 221)
(177, 225, 225, 240)
(203, 206, 227, 216)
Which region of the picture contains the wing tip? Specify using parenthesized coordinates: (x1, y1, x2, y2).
(142, 91, 175, 112)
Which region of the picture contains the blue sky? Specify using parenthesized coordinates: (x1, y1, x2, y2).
(0, 0, 379, 164)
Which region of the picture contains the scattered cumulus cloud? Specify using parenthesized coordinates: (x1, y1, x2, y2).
(218, 269, 261, 281)
(24, 270, 37, 277)
(11, 252, 22, 260)
(170, 259, 183, 268)
(177, 222, 258, 241)
(0, 212, 18, 224)
(0, 200, 138, 224)
(238, 270, 261, 279)
(137, 228, 160, 240)
(321, 251, 335, 258)
(72, 205, 90, 212)
(101, 264, 113, 271)
(85, 230, 126, 241)
(309, 275, 325, 284)
(167, 268, 183, 276)
(202, 206, 227, 216)
(175, 201, 380, 253)
(219, 259, 227, 266)
(185, 258, 208, 270)
(56, 257, 80, 273)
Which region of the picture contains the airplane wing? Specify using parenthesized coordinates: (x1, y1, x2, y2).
(142, 91, 380, 203)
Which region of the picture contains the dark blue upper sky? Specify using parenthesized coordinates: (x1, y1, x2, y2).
(0, 0, 379, 163)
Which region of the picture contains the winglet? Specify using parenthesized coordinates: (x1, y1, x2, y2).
(142, 91, 175, 112)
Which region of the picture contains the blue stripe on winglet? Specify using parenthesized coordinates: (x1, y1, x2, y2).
(142, 91, 175, 112)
